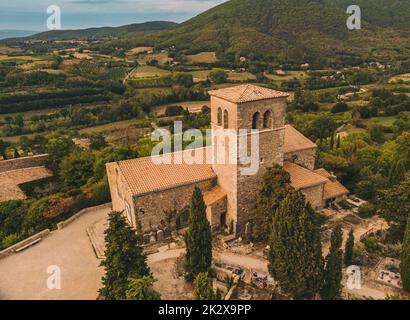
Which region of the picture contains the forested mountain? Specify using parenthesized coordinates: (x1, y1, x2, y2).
(145, 0, 410, 65)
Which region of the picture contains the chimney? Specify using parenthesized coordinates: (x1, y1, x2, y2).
(329, 172, 337, 182)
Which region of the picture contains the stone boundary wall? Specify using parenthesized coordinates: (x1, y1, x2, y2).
(56, 202, 112, 230)
(0, 154, 49, 173)
(0, 203, 111, 260)
(0, 229, 50, 260)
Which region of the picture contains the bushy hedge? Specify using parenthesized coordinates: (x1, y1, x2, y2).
(0, 88, 102, 105)
(0, 94, 109, 114)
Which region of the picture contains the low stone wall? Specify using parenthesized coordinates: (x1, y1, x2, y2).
(0, 229, 50, 260)
(57, 203, 112, 230)
(0, 154, 49, 173)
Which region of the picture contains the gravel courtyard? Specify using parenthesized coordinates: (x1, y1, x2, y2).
(0, 206, 109, 300)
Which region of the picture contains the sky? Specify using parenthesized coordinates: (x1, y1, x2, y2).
(0, 0, 227, 31)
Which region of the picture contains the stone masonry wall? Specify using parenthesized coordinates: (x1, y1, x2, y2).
(300, 184, 325, 209)
(0, 154, 48, 173)
(106, 163, 136, 226)
(284, 148, 317, 171)
(235, 98, 287, 235)
(133, 178, 216, 234)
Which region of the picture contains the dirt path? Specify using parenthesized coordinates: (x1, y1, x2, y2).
(214, 251, 268, 274)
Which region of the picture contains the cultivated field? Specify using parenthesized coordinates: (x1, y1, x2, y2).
(186, 52, 217, 64)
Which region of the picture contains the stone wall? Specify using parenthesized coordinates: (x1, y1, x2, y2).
(300, 184, 325, 209)
(210, 95, 288, 236)
(106, 162, 136, 226)
(133, 178, 216, 234)
(0, 229, 50, 260)
(205, 194, 227, 228)
(211, 96, 239, 232)
(0, 154, 48, 173)
(284, 148, 316, 171)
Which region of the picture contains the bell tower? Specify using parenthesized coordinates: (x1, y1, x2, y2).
(209, 84, 289, 235)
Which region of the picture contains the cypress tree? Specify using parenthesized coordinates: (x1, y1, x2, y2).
(100, 211, 150, 300)
(192, 272, 215, 300)
(126, 276, 161, 300)
(268, 190, 324, 299)
(388, 159, 406, 186)
(344, 229, 354, 267)
(401, 214, 410, 292)
(330, 130, 335, 149)
(321, 224, 343, 300)
(184, 187, 212, 281)
(252, 164, 291, 243)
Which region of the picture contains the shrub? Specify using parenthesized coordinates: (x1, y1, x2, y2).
(331, 102, 348, 114)
(358, 203, 376, 218)
(363, 235, 380, 254)
(165, 105, 184, 116)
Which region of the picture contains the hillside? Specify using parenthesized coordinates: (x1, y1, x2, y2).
(145, 0, 410, 65)
(4, 21, 178, 42)
(0, 30, 38, 40)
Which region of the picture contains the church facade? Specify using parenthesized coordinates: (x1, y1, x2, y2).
(106, 84, 348, 239)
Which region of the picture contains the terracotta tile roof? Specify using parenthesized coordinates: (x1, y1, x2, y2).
(0, 166, 53, 202)
(203, 186, 226, 206)
(284, 125, 317, 153)
(283, 162, 327, 190)
(209, 84, 289, 104)
(112, 148, 216, 196)
(314, 168, 349, 200)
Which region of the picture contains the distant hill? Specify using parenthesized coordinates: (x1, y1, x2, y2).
(145, 0, 410, 66)
(3, 21, 178, 42)
(0, 30, 38, 40)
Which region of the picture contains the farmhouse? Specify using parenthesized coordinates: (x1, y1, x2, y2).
(106, 84, 348, 238)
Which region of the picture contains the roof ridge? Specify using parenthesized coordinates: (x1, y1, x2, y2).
(237, 84, 252, 102)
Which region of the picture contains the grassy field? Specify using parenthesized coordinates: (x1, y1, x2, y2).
(191, 70, 211, 81)
(79, 118, 151, 134)
(186, 52, 217, 64)
(128, 46, 154, 55)
(130, 65, 171, 78)
(137, 52, 169, 65)
(389, 73, 410, 83)
(227, 71, 256, 81)
(0, 55, 41, 63)
(264, 71, 308, 81)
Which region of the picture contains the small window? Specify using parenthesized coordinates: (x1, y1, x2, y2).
(263, 110, 271, 129)
(224, 110, 229, 129)
(252, 112, 260, 129)
(217, 108, 223, 126)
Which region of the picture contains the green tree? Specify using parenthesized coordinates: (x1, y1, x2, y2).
(401, 214, 410, 292)
(321, 224, 343, 300)
(192, 272, 215, 300)
(252, 164, 292, 242)
(90, 133, 108, 150)
(60, 150, 95, 190)
(388, 159, 406, 186)
(268, 190, 324, 299)
(210, 68, 228, 84)
(0, 139, 10, 159)
(344, 229, 355, 267)
(126, 276, 161, 300)
(46, 137, 73, 171)
(100, 211, 150, 300)
(379, 173, 410, 242)
(184, 187, 212, 281)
